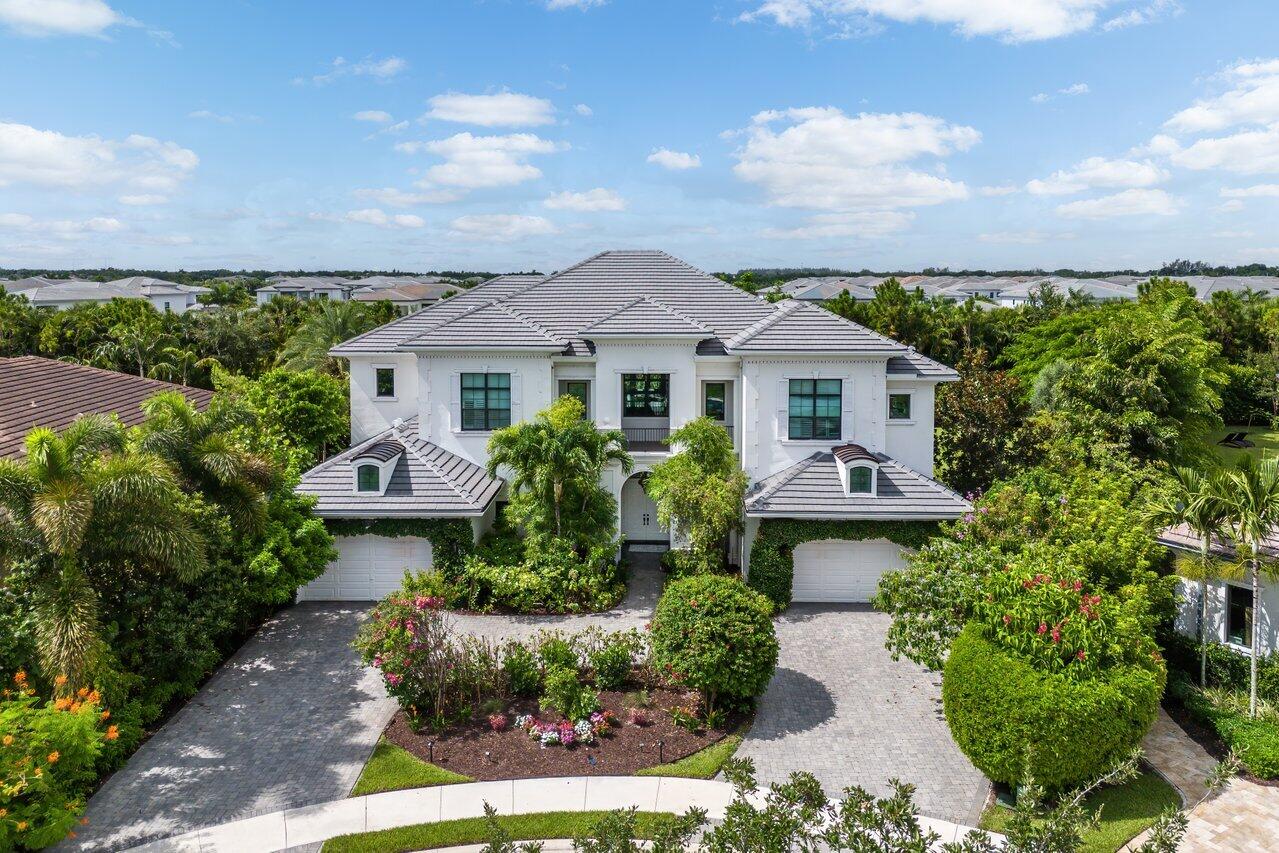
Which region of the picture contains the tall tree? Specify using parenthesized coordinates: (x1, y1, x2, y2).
(277, 300, 380, 376)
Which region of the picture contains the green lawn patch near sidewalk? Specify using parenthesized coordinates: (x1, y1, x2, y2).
(324, 810, 679, 853)
(635, 732, 743, 779)
(979, 770, 1180, 853)
(1208, 424, 1279, 466)
(351, 738, 473, 796)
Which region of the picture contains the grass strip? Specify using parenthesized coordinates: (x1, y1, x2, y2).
(325, 810, 678, 852)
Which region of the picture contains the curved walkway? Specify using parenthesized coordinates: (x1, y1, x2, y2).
(121, 776, 992, 853)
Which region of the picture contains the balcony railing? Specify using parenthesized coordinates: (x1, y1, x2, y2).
(621, 426, 670, 452)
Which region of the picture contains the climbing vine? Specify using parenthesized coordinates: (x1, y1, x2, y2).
(747, 518, 941, 611)
(323, 517, 475, 575)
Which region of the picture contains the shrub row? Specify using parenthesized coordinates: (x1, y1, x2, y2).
(1161, 631, 1279, 705)
(1169, 679, 1279, 779)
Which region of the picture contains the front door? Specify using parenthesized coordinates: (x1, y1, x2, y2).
(621, 474, 667, 543)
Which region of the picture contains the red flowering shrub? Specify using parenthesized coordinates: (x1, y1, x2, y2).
(488, 713, 508, 732)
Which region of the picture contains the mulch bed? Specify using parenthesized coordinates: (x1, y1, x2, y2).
(383, 684, 744, 780)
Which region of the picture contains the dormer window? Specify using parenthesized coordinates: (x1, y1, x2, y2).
(848, 465, 874, 494)
(356, 464, 380, 492)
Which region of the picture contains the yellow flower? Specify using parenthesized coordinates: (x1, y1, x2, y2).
(105, 725, 119, 741)
(34, 767, 42, 778)
(47, 751, 60, 764)
(13, 670, 26, 685)
(100, 710, 111, 721)
(54, 675, 68, 687)
(2, 735, 13, 746)
(0, 807, 7, 817)
(16, 820, 27, 831)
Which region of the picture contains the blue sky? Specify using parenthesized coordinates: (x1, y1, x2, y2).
(2, 0, 1278, 273)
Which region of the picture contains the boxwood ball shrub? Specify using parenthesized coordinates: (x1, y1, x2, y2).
(942, 624, 1163, 789)
(650, 575, 778, 714)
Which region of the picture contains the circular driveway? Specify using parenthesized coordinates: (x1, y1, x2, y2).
(736, 604, 990, 825)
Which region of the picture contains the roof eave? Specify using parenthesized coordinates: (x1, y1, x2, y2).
(395, 344, 564, 354)
(744, 510, 967, 520)
(310, 506, 490, 519)
(730, 348, 904, 358)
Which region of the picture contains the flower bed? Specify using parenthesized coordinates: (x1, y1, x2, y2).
(382, 685, 744, 781)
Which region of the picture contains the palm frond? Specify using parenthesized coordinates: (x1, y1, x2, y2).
(31, 479, 94, 555)
(33, 561, 105, 693)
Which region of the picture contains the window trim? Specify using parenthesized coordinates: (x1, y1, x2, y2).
(787, 378, 842, 441)
(356, 463, 381, 493)
(460, 372, 512, 432)
(622, 373, 670, 418)
(373, 365, 397, 400)
(887, 391, 914, 424)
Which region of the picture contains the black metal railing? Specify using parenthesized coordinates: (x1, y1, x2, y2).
(621, 426, 671, 451)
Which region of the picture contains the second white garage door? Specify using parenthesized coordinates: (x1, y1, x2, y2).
(791, 538, 906, 603)
(297, 534, 433, 601)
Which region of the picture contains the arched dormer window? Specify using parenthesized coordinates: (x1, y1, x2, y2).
(832, 443, 880, 497)
(848, 465, 874, 494)
(356, 464, 380, 492)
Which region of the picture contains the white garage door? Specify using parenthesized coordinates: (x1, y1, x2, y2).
(790, 538, 906, 603)
(297, 534, 433, 601)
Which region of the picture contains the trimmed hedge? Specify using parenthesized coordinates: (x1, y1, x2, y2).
(1162, 631, 1279, 704)
(747, 518, 939, 611)
(1171, 679, 1279, 779)
(325, 517, 474, 575)
(942, 624, 1164, 789)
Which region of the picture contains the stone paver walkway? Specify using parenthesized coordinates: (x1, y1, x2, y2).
(64, 604, 398, 853)
(122, 775, 993, 853)
(1140, 708, 1218, 805)
(737, 604, 990, 826)
(1177, 777, 1279, 852)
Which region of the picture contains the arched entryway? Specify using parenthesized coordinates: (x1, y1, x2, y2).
(620, 472, 668, 545)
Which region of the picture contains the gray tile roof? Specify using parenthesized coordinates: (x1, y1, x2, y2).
(297, 416, 501, 517)
(580, 296, 712, 337)
(399, 299, 566, 351)
(1157, 522, 1279, 560)
(354, 440, 405, 462)
(726, 298, 905, 354)
(258, 276, 349, 294)
(350, 281, 462, 303)
(887, 349, 959, 380)
(745, 450, 971, 520)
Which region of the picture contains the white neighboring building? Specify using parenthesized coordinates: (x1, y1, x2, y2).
(9, 276, 208, 314)
(296, 250, 968, 603)
(254, 276, 350, 304)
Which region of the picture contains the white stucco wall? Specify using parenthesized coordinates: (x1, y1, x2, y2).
(349, 353, 420, 443)
(592, 342, 699, 433)
(884, 380, 936, 476)
(1176, 577, 1279, 657)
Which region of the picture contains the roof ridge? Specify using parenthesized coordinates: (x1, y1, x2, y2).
(878, 454, 971, 507)
(491, 301, 565, 344)
(727, 299, 801, 349)
(391, 422, 483, 509)
(582, 295, 646, 329)
(747, 452, 820, 507)
(301, 423, 403, 479)
(645, 295, 712, 331)
(789, 300, 910, 353)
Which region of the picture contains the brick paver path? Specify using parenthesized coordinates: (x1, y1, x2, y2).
(64, 604, 397, 853)
(1141, 708, 1218, 805)
(736, 604, 990, 826)
(1178, 777, 1279, 851)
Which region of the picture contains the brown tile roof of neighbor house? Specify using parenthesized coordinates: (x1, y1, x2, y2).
(0, 356, 215, 459)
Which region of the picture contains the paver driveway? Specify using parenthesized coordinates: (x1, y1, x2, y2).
(64, 604, 397, 853)
(737, 604, 990, 826)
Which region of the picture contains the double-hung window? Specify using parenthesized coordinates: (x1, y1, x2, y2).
(1227, 585, 1254, 647)
(623, 374, 669, 417)
(461, 373, 511, 431)
(704, 382, 726, 421)
(788, 379, 841, 440)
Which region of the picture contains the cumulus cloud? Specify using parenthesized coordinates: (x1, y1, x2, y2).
(738, 0, 1124, 43)
(353, 186, 464, 206)
(978, 184, 1018, 196)
(340, 208, 426, 228)
(647, 148, 701, 170)
(0, 0, 121, 36)
(0, 211, 125, 237)
(448, 214, 556, 241)
(353, 110, 393, 123)
(1055, 187, 1180, 218)
(1165, 58, 1279, 134)
(1026, 156, 1169, 195)
(543, 188, 626, 211)
(977, 230, 1072, 244)
(0, 122, 197, 195)
(1031, 82, 1091, 103)
(1170, 124, 1279, 174)
(396, 132, 566, 191)
(1221, 184, 1279, 198)
(574, 104, 593, 116)
(1101, 0, 1180, 31)
(118, 193, 167, 205)
(304, 56, 407, 85)
(730, 107, 979, 211)
(423, 91, 555, 127)
(761, 210, 914, 239)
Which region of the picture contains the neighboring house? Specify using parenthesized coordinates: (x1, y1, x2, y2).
(11, 276, 209, 314)
(0, 356, 214, 459)
(1158, 523, 1279, 658)
(295, 250, 969, 602)
(350, 280, 463, 313)
(254, 276, 351, 304)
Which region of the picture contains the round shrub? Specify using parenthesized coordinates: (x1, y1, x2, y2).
(942, 623, 1163, 789)
(650, 575, 778, 714)
(590, 640, 633, 691)
(502, 644, 541, 697)
(541, 665, 600, 721)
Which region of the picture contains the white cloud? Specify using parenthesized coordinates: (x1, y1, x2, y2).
(761, 210, 914, 239)
(543, 188, 626, 211)
(0, 212, 125, 237)
(731, 107, 979, 210)
(1030, 93, 1051, 104)
(574, 104, 593, 116)
(1170, 124, 1279, 174)
(397, 132, 565, 191)
(1131, 133, 1181, 156)
(647, 148, 701, 170)
(979, 184, 1018, 196)
(546, 0, 607, 9)
(353, 186, 463, 206)
(1026, 156, 1169, 195)
(0, 0, 120, 36)
(189, 109, 235, 124)
(448, 214, 556, 241)
(1059, 82, 1090, 96)
(738, 0, 1122, 43)
(354, 110, 393, 123)
(0, 122, 198, 193)
(1216, 199, 1246, 213)
(342, 208, 425, 228)
(306, 56, 407, 85)
(118, 193, 167, 205)
(1101, 0, 1180, 31)
(1221, 184, 1279, 198)
(1165, 58, 1279, 134)
(977, 230, 1070, 244)
(423, 91, 555, 127)
(1055, 187, 1180, 218)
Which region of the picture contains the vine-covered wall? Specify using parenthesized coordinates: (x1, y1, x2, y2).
(746, 517, 941, 611)
(323, 517, 475, 575)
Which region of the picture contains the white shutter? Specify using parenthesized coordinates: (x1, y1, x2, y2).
(510, 372, 523, 423)
(776, 378, 789, 440)
(841, 378, 855, 442)
(450, 372, 462, 432)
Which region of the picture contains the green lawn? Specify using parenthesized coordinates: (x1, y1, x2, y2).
(635, 732, 743, 779)
(979, 771, 1180, 853)
(324, 810, 679, 853)
(1207, 424, 1279, 466)
(350, 738, 472, 796)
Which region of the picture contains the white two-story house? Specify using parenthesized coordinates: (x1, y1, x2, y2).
(295, 250, 969, 602)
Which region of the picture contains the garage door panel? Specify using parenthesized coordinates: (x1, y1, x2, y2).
(297, 534, 435, 601)
(790, 539, 905, 603)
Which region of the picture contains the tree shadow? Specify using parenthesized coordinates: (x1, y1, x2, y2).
(745, 667, 837, 740)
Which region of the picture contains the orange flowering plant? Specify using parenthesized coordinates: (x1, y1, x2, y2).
(1, 672, 108, 850)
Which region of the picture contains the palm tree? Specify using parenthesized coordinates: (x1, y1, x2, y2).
(1145, 467, 1236, 686)
(135, 392, 278, 535)
(0, 415, 207, 690)
(1217, 456, 1279, 717)
(277, 300, 378, 376)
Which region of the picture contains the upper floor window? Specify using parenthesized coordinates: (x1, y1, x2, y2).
(356, 464, 380, 492)
(848, 465, 874, 494)
(560, 380, 590, 418)
(788, 379, 841, 440)
(462, 373, 511, 431)
(888, 393, 912, 421)
(704, 382, 726, 421)
(623, 374, 669, 418)
(375, 367, 396, 399)
(1228, 584, 1253, 647)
